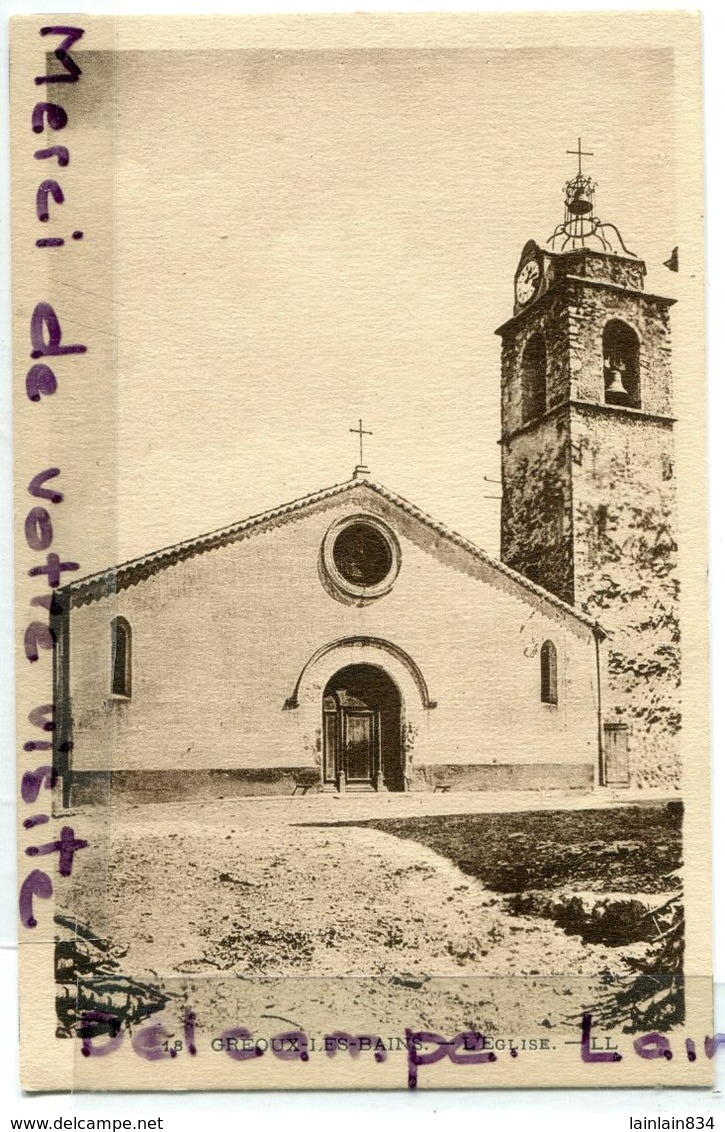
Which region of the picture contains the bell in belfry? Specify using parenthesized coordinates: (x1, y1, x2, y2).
(605, 354, 628, 397)
(568, 183, 593, 215)
(606, 367, 627, 396)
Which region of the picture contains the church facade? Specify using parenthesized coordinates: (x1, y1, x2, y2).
(54, 478, 604, 805)
(52, 161, 679, 805)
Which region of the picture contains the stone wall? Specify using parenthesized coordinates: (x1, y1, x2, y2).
(500, 409, 574, 603)
(552, 248, 646, 292)
(571, 410, 679, 789)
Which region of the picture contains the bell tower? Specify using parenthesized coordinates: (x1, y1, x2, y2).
(496, 143, 679, 789)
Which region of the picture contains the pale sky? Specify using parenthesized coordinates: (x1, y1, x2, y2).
(60, 44, 678, 569)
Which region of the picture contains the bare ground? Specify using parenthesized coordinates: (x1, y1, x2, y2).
(57, 798, 669, 1038)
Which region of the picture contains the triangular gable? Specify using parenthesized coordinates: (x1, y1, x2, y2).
(63, 475, 603, 637)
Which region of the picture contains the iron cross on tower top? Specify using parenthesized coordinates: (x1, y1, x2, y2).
(567, 137, 594, 175)
(350, 418, 372, 479)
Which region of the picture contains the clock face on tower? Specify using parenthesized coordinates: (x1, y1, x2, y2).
(515, 258, 541, 306)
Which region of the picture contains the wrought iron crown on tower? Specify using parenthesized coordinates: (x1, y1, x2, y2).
(547, 139, 635, 257)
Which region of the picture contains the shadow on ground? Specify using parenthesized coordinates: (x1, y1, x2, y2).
(301, 801, 684, 1032)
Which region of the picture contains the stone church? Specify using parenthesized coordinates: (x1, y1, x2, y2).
(53, 158, 679, 805)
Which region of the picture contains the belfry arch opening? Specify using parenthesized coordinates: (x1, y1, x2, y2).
(603, 319, 641, 407)
(322, 664, 404, 792)
(521, 333, 548, 423)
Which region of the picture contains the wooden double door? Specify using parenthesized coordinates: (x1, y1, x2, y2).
(323, 664, 403, 792)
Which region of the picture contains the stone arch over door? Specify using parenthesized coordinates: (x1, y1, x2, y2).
(287, 636, 435, 788)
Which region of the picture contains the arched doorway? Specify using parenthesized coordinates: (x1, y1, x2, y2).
(322, 664, 404, 792)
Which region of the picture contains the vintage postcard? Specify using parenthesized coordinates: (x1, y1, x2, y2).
(11, 12, 713, 1091)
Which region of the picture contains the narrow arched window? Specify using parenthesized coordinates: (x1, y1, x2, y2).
(521, 333, 547, 424)
(111, 617, 131, 698)
(540, 640, 557, 705)
(603, 320, 640, 408)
